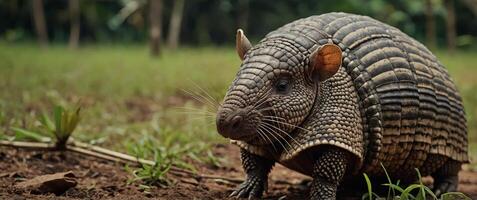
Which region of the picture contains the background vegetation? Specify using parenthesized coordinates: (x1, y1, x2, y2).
(1, 0, 477, 49)
(0, 0, 476, 194)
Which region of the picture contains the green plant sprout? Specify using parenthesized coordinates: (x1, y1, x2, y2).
(362, 164, 470, 200)
(11, 105, 81, 149)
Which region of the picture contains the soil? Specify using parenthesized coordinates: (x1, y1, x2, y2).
(0, 144, 476, 200)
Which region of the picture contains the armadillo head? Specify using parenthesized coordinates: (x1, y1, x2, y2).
(216, 29, 342, 145)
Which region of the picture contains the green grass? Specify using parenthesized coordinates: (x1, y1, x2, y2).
(362, 164, 471, 200)
(0, 42, 237, 151)
(0, 42, 477, 181)
(0, 42, 236, 185)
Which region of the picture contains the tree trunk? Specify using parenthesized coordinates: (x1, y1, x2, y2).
(444, 0, 457, 53)
(149, 0, 163, 57)
(167, 0, 185, 49)
(425, 0, 437, 49)
(32, 0, 48, 48)
(462, 0, 477, 16)
(236, 0, 249, 31)
(68, 0, 80, 50)
(196, 15, 210, 45)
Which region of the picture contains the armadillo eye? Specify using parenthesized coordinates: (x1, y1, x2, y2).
(275, 79, 290, 93)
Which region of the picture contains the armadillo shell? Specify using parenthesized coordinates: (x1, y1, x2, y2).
(232, 12, 468, 177)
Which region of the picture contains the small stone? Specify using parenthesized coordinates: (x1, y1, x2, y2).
(15, 171, 77, 195)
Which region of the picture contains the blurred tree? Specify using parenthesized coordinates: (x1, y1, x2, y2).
(149, 0, 162, 56)
(1, 0, 475, 48)
(68, 0, 80, 49)
(462, 0, 477, 15)
(32, 0, 48, 47)
(444, 0, 456, 52)
(425, 0, 437, 49)
(236, 0, 249, 31)
(167, 0, 185, 49)
(108, 0, 144, 30)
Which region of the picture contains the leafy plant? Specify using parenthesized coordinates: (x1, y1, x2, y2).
(124, 125, 224, 186)
(125, 132, 195, 186)
(10, 105, 81, 149)
(50, 106, 81, 148)
(127, 161, 172, 186)
(11, 127, 51, 143)
(362, 165, 471, 200)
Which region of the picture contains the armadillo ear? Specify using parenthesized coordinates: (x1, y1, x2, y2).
(236, 29, 252, 60)
(309, 43, 342, 82)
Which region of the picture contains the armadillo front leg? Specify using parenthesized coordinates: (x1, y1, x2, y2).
(310, 147, 349, 200)
(230, 148, 275, 199)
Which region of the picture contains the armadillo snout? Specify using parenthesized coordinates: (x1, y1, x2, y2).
(216, 107, 256, 141)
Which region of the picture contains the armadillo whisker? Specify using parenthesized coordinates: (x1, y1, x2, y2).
(181, 88, 219, 113)
(251, 87, 273, 110)
(189, 80, 221, 108)
(258, 123, 283, 152)
(260, 121, 300, 148)
(259, 123, 290, 155)
(179, 113, 216, 120)
(261, 115, 287, 121)
(268, 107, 302, 147)
(262, 117, 312, 134)
(256, 126, 278, 153)
(260, 122, 296, 151)
(188, 90, 219, 111)
(266, 107, 300, 150)
(256, 107, 275, 113)
(175, 107, 217, 116)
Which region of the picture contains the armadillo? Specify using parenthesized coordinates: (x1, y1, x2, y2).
(215, 12, 468, 199)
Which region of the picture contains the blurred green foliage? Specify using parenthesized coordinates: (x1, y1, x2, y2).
(0, 0, 476, 47)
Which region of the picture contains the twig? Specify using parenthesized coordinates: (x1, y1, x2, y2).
(0, 140, 293, 186)
(179, 178, 199, 186)
(0, 140, 56, 150)
(69, 141, 155, 166)
(0, 140, 153, 166)
(66, 145, 125, 164)
(68, 141, 234, 182)
(198, 174, 244, 183)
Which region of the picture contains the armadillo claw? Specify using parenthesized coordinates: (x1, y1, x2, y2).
(229, 175, 266, 199)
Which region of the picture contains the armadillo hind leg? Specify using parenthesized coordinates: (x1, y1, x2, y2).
(229, 148, 275, 199)
(432, 159, 461, 197)
(310, 147, 349, 200)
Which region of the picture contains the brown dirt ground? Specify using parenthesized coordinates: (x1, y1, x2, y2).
(0, 145, 476, 200)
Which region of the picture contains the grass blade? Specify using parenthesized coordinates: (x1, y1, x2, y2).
(380, 163, 396, 199)
(53, 106, 63, 138)
(441, 192, 471, 200)
(39, 112, 55, 134)
(65, 107, 81, 137)
(60, 109, 68, 139)
(423, 186, 437, 200)
(383, 183, 411, 197)
(362, 173, 373, 200)
(414, 168, 427, 200)
(11, 127, 51, 143)
(400, 184, 422, 200)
